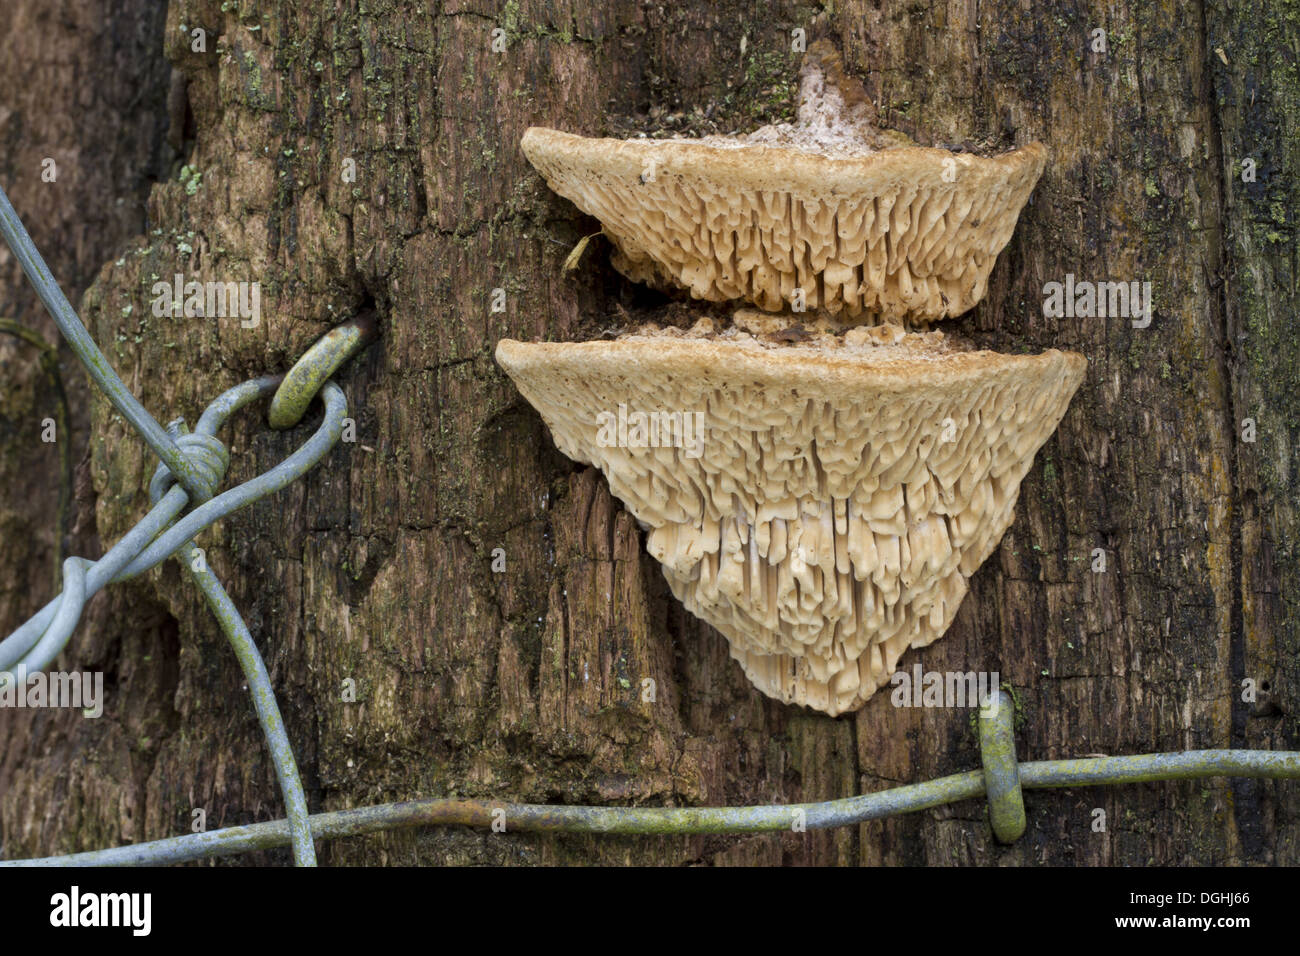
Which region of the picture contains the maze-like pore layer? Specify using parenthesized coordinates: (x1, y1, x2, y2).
(520, 125, 1045, 323)
(496, 328, 1085, 715)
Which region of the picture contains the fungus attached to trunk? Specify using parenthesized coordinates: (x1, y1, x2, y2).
(520, 54, 1046, 323)
(506, 43, 1080, 716)
(497, 327, 1085, 716)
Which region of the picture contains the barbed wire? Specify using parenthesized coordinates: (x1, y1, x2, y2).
(7, 720, 1298, 865)
(0, 181, 355, 866)
(0, 180, 1297, 868)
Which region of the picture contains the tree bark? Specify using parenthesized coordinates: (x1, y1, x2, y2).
(1, 0, 1296, 865)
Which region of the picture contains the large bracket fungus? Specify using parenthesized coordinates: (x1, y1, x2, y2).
(520, 52, 1046, 323)
(498, 327, 1085, 716)
(501, 47, 1085, 716)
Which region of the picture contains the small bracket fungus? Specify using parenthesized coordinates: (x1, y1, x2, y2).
(520, 52, 1046, 323)
(497, 329, 1086, 715)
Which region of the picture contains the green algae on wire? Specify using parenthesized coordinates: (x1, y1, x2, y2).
(268, 312, 378, 429)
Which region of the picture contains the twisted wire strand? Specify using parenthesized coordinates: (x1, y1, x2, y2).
(0, 183, 211, 502)
(0, 378, 345, 673)
(0, 494, 185, 672)
(0, 377, 346, 867)
(0, 180, 360, 866)
(184, 541, 317, 866)
(6, 749, 1297, 866)
(7, 423, 231, 677)
(150, 417, 317, 866)
(9, 557, 86, 676)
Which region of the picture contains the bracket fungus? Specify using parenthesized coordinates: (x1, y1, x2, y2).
(504, 45, 1085, 716)
(520, 52, 1046, 323)
(497, 328, 1084, 715)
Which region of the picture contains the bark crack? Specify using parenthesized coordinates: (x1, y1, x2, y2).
(1197, 0, 1258, 857)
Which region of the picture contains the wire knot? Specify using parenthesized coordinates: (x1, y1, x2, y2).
(149, 429, 229, 505)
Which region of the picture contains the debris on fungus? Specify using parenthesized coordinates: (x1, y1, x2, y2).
(496, 329, 1086, 716)
(520, 52, 1046, 323)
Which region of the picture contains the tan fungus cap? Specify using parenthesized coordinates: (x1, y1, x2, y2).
(496, 328, 1085, 716)
(520, 59, 1046, 323)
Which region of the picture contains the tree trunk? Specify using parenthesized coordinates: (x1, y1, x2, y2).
(1, 0, 1296, 865)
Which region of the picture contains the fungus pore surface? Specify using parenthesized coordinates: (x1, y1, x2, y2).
(520, 57, 1046, 323)
(496, 328, 1086, 715)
